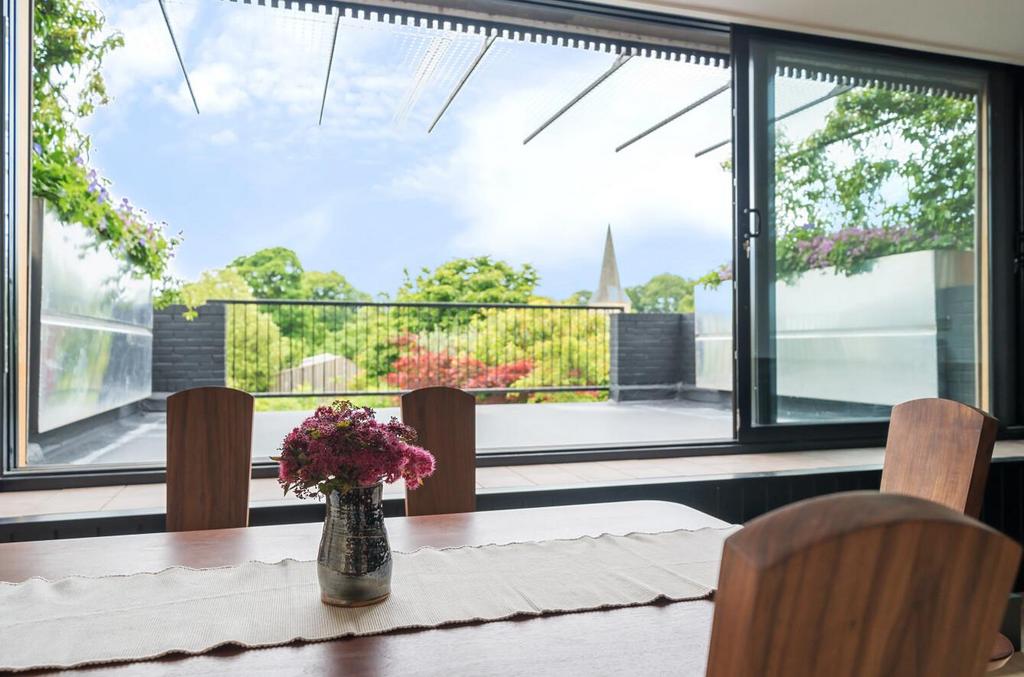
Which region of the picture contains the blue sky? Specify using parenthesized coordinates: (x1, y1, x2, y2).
(87, 0, 736, 299)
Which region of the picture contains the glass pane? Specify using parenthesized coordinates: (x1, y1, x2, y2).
(23, 0, 735, 470)
(751, 43, 985, 425)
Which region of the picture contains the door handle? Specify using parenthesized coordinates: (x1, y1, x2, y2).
(743, 207, 761, 238)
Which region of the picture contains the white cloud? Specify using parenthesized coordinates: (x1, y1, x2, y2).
(392, 58, 734, 267)
(133, 4, 421, 147)
(173, 61, 250, 115)
(209, 128, 238, 146)
(93, 2, 734, 273)
(97, 0, 198, 100)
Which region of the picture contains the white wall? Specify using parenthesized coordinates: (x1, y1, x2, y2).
(614, 0, 1024, 65)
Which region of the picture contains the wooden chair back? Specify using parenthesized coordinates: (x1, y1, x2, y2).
(706, 492, 1021, 677)
(166, 387, 254, 532)
(881, 397, 998, 517)
(401, 386, 476, 516)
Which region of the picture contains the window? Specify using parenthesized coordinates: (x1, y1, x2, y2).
(15, 0, 736, 472)
(1, 2, 1020, 484)
(740, 39, 989, 433)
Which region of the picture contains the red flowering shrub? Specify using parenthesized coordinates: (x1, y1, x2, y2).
(275, 400, 435, 498)
(386, 346, 532, 391)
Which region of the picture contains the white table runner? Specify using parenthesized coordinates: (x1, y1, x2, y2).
(0, 526, 738, 672)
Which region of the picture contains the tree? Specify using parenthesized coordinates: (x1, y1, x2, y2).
(702, 87, 977, 284)
(300, 270, 370, 302)
(396, 256, 540, 332)
(224, 302, 289, 394)
(771, 88, 975, 279)
(171, 268, 252, 317)
(775, 89, 974, 241)
(228, 247, 304, 299)
(398, 256, 538, 304)
(467, 305, 612, 392)
(161, 268, 288, 391)
(565, 290, 593, 305)
(626, 274, 695, 313)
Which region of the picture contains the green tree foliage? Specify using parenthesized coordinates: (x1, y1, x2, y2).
(398, 256, 538, 304)
(775, 89, 975, 241)
(396, 256, 540, 332)
(172, 268, 252, 318)
(479, 306, 612, 389)
(227, 248, 368, 301)
(33, 0, 179, 280)
(166, 269, 286, 392)
(226, 248, 369, 342)
(626, 274, 695, 313)
(224, 303, 289, 394)
(228, 247, 305, 299)
(172, 253, 619, 404)
(300, 270, 371, 302)
(564, 290, 593, 305)
(701, 88, 976, 285)
(696, 263, 732, 291)
(772, 89, 976, 279)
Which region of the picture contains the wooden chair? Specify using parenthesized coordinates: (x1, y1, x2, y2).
(880, 397, 1009, 667)
(706, 492, 1021, 677)
(881, 397, 998, 518)
(401, 386, 476, 516)
(166, 386, 254, 532)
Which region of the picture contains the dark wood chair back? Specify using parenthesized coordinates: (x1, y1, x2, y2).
(881, 397, 998, 517)
(401, 386, 476, 516)
(706, 492, 1021, 677)
(166, 386, 254, 532)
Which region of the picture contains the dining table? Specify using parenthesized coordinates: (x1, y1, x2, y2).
(0, 500, 730, 676)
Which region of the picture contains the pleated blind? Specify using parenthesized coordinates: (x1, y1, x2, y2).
(773, 50, 982, 101)
(222, 0, 731, 67)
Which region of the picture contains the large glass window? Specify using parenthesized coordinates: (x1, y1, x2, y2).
(8, 3, 1016, 481)
(743, 39, 988, 428)
(19, 0, 736, 470)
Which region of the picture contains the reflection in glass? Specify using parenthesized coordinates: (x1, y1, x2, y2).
(754, 45, 982, 423)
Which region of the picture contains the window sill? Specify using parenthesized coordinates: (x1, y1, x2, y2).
(4, 440, 1023, 522)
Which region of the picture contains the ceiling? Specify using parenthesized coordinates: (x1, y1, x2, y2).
(611, 0, 1024, 66)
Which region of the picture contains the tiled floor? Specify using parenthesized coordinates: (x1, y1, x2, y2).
(3, 440, 1023, 520)
(38, 400, 734, 465)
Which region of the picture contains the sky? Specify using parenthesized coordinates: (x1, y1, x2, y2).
(85, 0, 739, 299)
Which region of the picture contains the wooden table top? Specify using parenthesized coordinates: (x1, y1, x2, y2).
(0, 500, 729, 676)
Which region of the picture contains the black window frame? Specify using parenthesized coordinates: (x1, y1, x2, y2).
(731, 25, 1024, 446)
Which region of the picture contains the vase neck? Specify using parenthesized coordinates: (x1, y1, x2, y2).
(327, 482, 384, 508)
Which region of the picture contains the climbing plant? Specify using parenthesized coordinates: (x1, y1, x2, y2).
(32, 0, 180, 281)
(700, 87, 976, 287)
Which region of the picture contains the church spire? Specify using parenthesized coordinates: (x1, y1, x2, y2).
(591, 225, 630, 309)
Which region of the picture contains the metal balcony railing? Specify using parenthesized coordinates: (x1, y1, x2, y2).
(217, 299, 623, 398)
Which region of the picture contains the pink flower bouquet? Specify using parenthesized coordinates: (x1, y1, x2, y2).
(275, 400, 435, 498)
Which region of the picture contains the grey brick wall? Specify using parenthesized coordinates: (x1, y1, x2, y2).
(152, 303, 226, 393)
(610, 313, 695, 401)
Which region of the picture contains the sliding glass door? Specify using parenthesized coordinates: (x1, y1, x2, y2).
(735, 33, 990, 440)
